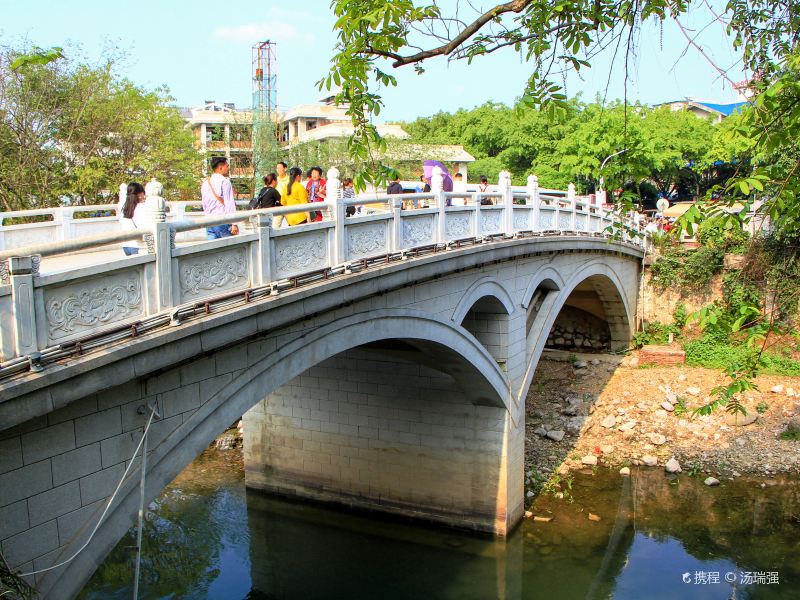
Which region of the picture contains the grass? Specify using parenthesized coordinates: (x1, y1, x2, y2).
(780, 430, 800, 441)
(683, 339, 800, 376)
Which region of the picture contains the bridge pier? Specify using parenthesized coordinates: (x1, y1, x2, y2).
(243, 345, 523, 535)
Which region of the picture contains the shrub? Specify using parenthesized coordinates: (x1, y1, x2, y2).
(633, 321, 679, 348)
(683, 338, 756, 369)
(672, 302, 688, 329)
(649, 247, 724, 291)
(696, 217, 750, 254)
(722, 273, 761, 315)
(761, 354, 800, 377)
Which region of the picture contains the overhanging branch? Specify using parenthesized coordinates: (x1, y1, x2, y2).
(385, 0, 534, 67)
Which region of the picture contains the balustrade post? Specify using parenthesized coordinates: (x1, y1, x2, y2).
(431, 166, 445, 243)
(118, 183, 127, 215)
(527, 174, 540, 231)
(327, 167, 345, 265)
(391, 197, 403, 252)
(9, 255, 39, 357)
(567, 183, 576, 231)
(170, 202, 187, 224)
(54, 207, 76, 241)
(143, 179, 175, 311)
(499, 170, 513, 235)
(252, 213, 273, 285)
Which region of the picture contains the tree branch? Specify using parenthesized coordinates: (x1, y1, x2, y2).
(386, 0, 534, 67)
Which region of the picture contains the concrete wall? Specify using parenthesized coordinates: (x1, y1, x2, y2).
(461, 296, 510, 363)
(244, 347, 508, 531)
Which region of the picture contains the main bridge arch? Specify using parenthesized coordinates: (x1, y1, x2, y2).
(44, 310, 515, 600)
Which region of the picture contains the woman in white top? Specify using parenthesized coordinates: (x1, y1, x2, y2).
(120, 182, 146, 256)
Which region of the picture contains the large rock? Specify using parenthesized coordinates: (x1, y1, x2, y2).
(704, 477, 720, 487)
(685, 387, 701, 396)
(565, 417, 584, 435)
(665, 457, 682, 473)
(642, 455, 658, 467)
(601, 415, 617, 428)
(573, 360, 588, 369)
(562, 398, 583, 416)
(581, 455, 598, 466)
(618, 420, 637, 432)
(619, 467, 631, 476)
(648, 433, 667, 446)
(785, 415, 800, 434)
(546, 430, 565, 442)
(661, 401, 675, 412)
(771, 384, 785, 394)
(723, 412, 758, 427)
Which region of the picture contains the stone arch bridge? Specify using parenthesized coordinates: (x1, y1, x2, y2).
(0, 172, 644, 598)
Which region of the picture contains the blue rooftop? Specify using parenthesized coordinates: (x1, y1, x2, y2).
(693, 101, 748, 116)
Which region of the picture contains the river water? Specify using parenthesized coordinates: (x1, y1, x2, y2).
(80, 447, 800, 599)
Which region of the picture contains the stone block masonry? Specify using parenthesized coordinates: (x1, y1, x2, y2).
(639, 345, 686, 366)
(243, 347, 508, 533)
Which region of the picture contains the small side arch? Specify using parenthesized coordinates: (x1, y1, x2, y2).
(517, 258, 635, 404)
(520, 267, 564, 310)
(451, 276, 516, 324)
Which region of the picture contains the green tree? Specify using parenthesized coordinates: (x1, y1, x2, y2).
(0, 45, 200, 210)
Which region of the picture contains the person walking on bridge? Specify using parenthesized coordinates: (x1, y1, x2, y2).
(201, 156, 239, 240)
(120, 182, 146, 256)
(284, 167, 310, 226)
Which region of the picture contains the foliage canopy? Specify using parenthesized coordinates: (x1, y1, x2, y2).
(0, 45, 201, 210)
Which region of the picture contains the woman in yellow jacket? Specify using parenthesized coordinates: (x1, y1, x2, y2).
(283, 167, 310, 226)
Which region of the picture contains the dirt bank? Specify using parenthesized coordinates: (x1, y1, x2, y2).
(525, 350, 800, 495)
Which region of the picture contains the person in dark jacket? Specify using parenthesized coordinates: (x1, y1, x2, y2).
(250, 173, 283, 227)
(386, 174, 403, 195)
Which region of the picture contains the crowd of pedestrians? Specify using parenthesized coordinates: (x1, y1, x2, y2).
(119, 159, 495, 254)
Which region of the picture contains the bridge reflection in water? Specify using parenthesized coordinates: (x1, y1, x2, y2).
(81, 447, 800, 600)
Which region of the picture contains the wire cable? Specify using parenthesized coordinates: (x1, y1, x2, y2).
(18, 407, 158, 578)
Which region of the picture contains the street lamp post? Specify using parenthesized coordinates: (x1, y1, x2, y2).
(597, 148, 629, 193)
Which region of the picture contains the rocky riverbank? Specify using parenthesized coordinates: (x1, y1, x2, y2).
(525, 350, 800, 496)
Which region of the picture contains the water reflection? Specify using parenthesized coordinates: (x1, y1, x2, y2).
(81, 448, 800, 599)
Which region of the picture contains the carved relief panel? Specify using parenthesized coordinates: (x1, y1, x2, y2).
(445, 212, 472, 240)
(179, 247, 250, 302)
(273, 230, 329, 279)
(480, 210, 502, 235)
(401, 216, 435, 248)
(346, 222, 387, 260)
(44, 269, 145, 343)
(513, 209, 531, 231)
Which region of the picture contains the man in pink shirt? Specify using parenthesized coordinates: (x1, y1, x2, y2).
(201, 157, 239, 239)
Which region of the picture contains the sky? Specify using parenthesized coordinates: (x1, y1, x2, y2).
(0, 0, 747, 122)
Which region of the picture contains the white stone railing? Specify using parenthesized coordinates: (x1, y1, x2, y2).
(0, 200, 254, 252)
(0, 169, 644, 372)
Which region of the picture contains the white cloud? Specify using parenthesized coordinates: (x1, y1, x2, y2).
(213, 21, 313, 44)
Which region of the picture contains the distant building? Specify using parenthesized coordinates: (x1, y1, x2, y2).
(180, 97, 474, 196)
(656, 99, 748, 123)
(281, 94, 409, 145)
(181, 101, 256, 198)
